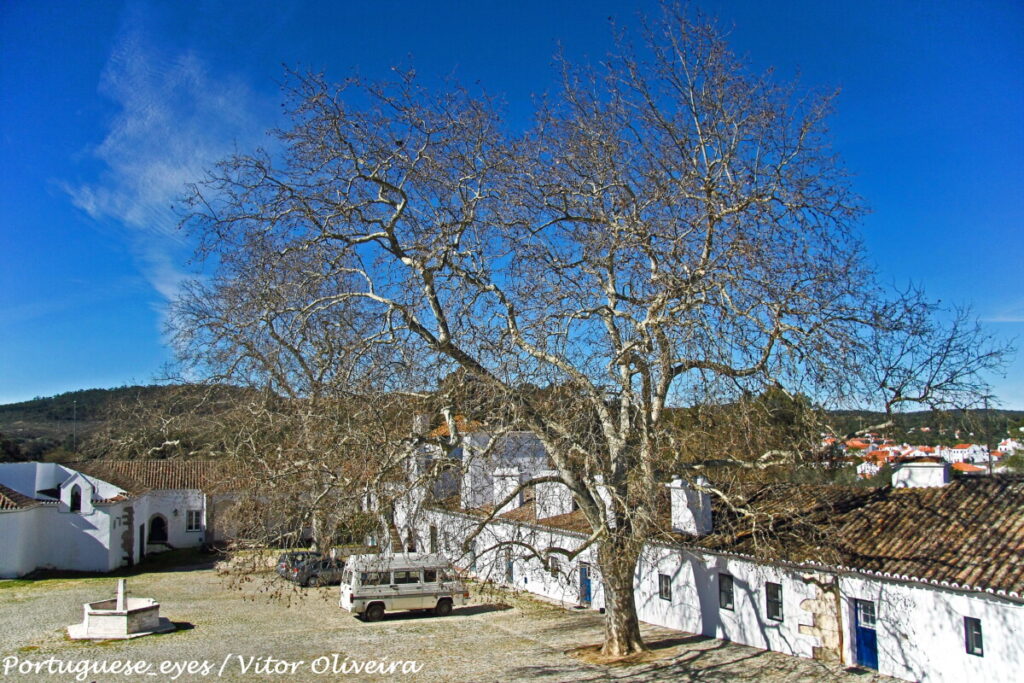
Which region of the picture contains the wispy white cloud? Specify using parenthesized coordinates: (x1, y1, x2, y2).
(64, 12, 271, 304)
(980, 299, 1024, 324)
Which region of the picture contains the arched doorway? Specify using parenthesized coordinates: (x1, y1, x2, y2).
(69, 485, 82, 512)
(148, 515, 168, 544)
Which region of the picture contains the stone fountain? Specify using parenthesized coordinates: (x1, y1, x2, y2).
(68, 579, 175, 639)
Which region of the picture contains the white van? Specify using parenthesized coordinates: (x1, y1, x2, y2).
(339, 553, 469, 621)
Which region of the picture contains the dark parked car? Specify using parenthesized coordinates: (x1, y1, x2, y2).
(276, 551, 323, 579)
(287, 557, 346, 587)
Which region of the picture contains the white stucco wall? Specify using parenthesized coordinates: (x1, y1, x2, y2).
(0, 507, 46, 577)
(132, 489, 207, 550)
(839, 575, 1024, 682)
(410, 508, 604, 610)
(0, 464, 208, 578)
(635, 546, 823, 657)
(400, 500, 1024, 683)
(0, 502, 122, 576)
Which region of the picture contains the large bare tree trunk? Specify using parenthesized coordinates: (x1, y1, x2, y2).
(598, 538, 646, 656)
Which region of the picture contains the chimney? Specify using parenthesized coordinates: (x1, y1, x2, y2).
(593, 474, 616, 529)
(668, 476, 712, 536)
(535, 470, 574, 518)
(891, 461, 950, 488)
(493, 467, 521, 514)
(412, 413, 431, 436)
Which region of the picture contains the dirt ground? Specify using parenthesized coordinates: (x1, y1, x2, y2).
(0, 555, 894, 682)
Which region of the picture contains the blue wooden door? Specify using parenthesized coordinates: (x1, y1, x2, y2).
(579, 564, 592, 606)
(854, 599, 878, 670)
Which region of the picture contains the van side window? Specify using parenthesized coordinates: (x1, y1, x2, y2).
(361, 572, 388, 586)
(394, 570, 420, 584)
(423, 569, 438, 583)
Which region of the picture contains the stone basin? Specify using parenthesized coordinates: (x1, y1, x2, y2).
(67, 580, 175, 639)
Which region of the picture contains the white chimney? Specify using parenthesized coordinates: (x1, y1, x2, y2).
(593, 474, 616, 529)
(412, 413, 431, 436)
(493, 467, 521, 514)
(891, 461, 949, 488)
(535, 470, 574, 518)
(668, 476, 712, 536)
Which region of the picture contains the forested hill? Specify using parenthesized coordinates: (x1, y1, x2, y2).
(0, 386, 172, 461)
(2, 386, 1022, 463)
(826, 409, 1024, 445)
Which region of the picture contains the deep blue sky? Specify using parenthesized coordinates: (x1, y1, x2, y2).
(2, 1, 1022, 407)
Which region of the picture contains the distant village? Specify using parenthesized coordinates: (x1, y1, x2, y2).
(826, 432, 1022, 479)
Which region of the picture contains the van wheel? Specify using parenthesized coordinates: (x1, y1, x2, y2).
(434, 599, 453, 617)
(364, 603, 385, 622)
(306, 575, 321, 588)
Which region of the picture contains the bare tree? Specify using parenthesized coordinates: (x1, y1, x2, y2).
(172, 7, 1006, 655)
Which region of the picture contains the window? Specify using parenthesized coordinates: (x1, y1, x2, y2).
(186, 509, 202, 532)
(766, 582, 783, 621)
(548, 556, 560, 576)
(393, 570, 420, 584)
(856, 599, 876, 629)
(360, 571, 388, 586)
(429, 525, 438, 553)
(658, 574, 672, 601)
(964, 617, 983, 656)
(69, 485, 82, 513)
(504, 549, 514, 583)
(719, 574, 734, 610)
(423, 569, 438, 584)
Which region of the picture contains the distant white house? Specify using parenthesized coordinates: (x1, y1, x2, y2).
(0, 461, 228, 578)
(939, 443, 989, 464)
(998, 438, 1021, 455)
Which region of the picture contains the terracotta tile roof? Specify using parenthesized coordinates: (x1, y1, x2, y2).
(68, 460, 226, 495)
(432, 476, 1024, 597)
(953, 443, 975, 450)
(952, 462, 986, 473)
(690, 476, 1024, 598)
(426, 416, 484, 439)
(0, 483, 43, 510)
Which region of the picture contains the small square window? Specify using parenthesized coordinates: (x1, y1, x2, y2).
(393, 570, 419, 584)
(186, 509, 202, 532)
(658, 574, 672, 601)
(964, 617, 983, 656)
(856, 599, 876, 629)
(766, 582, 783, 621)
(719, 574, 734, 610)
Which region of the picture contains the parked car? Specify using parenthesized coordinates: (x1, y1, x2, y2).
(288, 557, 346, 587)
(275, 551, 323, 579)
(339, 553, 469, 621)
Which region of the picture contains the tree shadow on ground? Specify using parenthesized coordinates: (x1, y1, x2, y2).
(510, 637, 788, 682)
(19, 550, 218, 581)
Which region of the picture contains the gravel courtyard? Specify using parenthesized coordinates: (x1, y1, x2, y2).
(0, 556, 893, 682)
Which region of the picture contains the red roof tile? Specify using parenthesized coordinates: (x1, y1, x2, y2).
(426, 416, 484, 439)
(68, 460, 226, 494)
(0, 483, 42, 510)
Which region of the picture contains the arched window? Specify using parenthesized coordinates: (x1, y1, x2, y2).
(69, 485, 82, 512)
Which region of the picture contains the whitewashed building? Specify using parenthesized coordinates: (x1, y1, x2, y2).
(0, 461, 226, 578)
(394, 436, 1024, 683)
